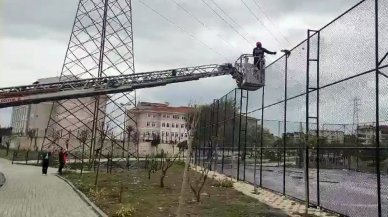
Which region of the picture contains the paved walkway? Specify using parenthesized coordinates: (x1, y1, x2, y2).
(0, 158, 98, 217)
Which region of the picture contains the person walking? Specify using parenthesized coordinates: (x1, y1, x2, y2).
(58, 148, 65, 174)
(41, 151, 50, 175)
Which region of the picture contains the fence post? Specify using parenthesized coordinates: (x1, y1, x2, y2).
(259, 87, 265, 187)
(253, 119, 259, 191)
(374, 0, 381, 216)
(305, 29, 311, 208)
(214, 99, 220, 172)
(283, 51, 288, 195)
(222, 94, 228, 173)
(231, 88, 237, 179)
(237, 89, 243, 180)
(243, 91, 249, 181)
(209, 100, 214, 171)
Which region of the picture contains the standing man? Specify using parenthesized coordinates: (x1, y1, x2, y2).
(41, 151, 50, 175)
(58, 148, 65, 174)
(253, 41, 277, 69)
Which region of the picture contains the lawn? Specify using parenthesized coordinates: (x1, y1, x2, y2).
(63, 163, 289, 217)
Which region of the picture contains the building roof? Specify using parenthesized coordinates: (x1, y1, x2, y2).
(130, 101, 193, 114)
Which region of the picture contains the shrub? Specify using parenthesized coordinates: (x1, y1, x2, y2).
(214, 179, 234, 188)
(88, 187, 107, 201)
(113, 205, 135, 217)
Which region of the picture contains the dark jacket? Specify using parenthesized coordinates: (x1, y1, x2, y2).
(253, 47, 276, 59)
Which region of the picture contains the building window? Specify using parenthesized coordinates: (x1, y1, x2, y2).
(173, 115, 179, 119)
(181, 133, 184, 137)
(167, 115, 170, 118)
(166, 132, 169, 136)
(152, 122, 156, 127)
(167, 123, 170, 127)
(153, 114, 156, 118)
(181, 124, 184, 128)
(162, 114, 166, 118)
(162, 131, 165, 136)
(146, 122, 150, 127)
(162, 123, 165, 127)
(172, 123, 175, 128)
(147, 113, 151, 118)
(175, 132, 178, 137)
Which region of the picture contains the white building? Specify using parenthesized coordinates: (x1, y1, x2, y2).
(314, 130, 345, 144)
(127, 102, 192, 156)
(357, 125, 388, 146)
(10, 77, 108, 150)
(286, 129, 345, 145)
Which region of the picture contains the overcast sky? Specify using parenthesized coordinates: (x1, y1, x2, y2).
(0, 0, 361, 127)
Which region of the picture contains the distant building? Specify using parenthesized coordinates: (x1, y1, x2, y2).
(10, 77, 107, 149)
(126, 102, 192, 155)
(357, 125, 388, 146)
(311, 130, 345, 144)
(285, 129, 345, 145)
(284, 132, 304, 146)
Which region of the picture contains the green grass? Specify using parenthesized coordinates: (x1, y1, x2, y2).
(64, 164, 288, 217)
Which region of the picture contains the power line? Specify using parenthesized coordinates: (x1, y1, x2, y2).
(136, 0, 228, 61)
(240, 0, 285, 47)
(200, 0, 252, 46)
(207, 0, 255, 42)
(251, 0, 292, 46)
(168, 0, 237, 51)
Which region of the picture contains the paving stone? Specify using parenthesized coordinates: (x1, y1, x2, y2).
(0, 158, 98, 217)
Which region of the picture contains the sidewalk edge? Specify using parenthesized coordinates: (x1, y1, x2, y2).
(56, 174, 108, 217)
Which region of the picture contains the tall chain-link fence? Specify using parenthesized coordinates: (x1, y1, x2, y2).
(193, 0, 388, 216)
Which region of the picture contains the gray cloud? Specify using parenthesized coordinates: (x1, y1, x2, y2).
(0, 0, 362, 127)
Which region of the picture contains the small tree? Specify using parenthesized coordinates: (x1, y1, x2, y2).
(78, 129, 89, 175)
(5, 133, 18, 157)
(177, 107, 202, 216)
(188, 165, 210, 202)
(108, 133, 118, 174)
(151, 134, 161, 153)
(95, 122, 109, 189)
(125, 126, 134, 167)
(145, 154, 159, 179)
(159, 150, 180, 188)
(26, 129, 37, 164)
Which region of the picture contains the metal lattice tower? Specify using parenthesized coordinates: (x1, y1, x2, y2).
(42, 0, 137, 166)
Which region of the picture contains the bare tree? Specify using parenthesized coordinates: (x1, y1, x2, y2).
(145, 154, 158, 180)
(108, 132, 117, 174)
(188, 165, 210, 202)
(78, 129, 89, 175)
(177, 107, 202, 216)
(94, 122, 109, 189)
(159, 150, 181, 188)
(125, 125, 134, 167)
(5, 133, 18, 157)
(26, 129, 37, 164)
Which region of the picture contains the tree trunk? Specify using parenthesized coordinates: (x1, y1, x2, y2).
(6, 142, 9, 156)
(160, 172, 165, 188)
(196, 192, 200, 202)
(81, 142, 85, 175)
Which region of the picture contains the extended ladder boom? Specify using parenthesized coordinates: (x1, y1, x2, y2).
(0, 63, 235, 108)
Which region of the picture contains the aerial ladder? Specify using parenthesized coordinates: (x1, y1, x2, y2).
(0, 54, 265, 108)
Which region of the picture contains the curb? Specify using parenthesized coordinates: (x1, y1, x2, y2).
(56, 174, 108, 217)
(0, 172, 5, 188)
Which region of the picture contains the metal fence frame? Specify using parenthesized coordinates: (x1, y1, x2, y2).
(193, 0, 388, 216)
